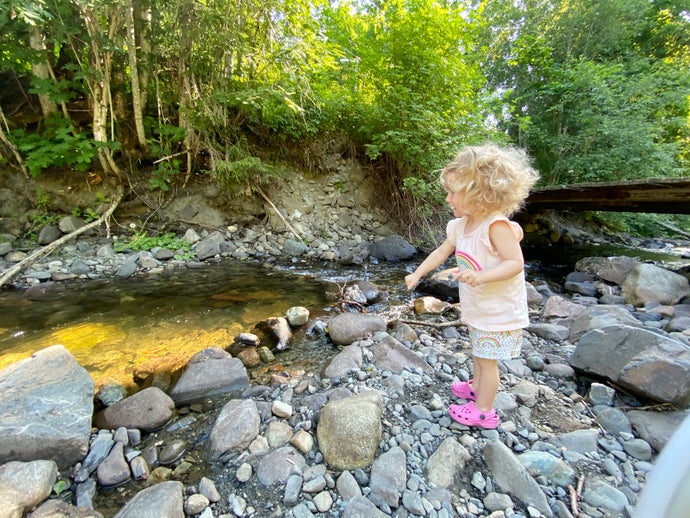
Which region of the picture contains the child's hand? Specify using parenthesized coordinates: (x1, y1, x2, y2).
(454, 269, 484, 287)
(405, 273, 420, 290)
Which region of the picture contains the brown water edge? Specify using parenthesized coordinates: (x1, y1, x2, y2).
(0, 259, 408, 391)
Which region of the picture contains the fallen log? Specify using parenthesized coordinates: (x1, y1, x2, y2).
(0, 188, 123, 289)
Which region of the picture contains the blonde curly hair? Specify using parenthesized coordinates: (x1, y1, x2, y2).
(440, 143, 540, 218)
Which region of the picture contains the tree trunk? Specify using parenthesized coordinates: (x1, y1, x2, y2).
(79, 6, 123, 179)
(133, 0, 152, 112)
(29, 27, 57, 118)
(126, 0, 147, 151)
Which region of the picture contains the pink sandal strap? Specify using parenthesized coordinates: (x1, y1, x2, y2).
(448, 401, 499, 429)
(451, 380, 477, 401)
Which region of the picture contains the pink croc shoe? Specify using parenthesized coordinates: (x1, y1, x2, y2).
(451, 380, 477, 401)
(449, 401, 500, 429)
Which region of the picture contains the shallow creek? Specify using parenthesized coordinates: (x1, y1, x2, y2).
(0, 259, 412, 389)
(0, 243, 687, 390)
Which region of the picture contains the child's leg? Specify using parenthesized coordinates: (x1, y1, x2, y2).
(474, 356, 499, 413)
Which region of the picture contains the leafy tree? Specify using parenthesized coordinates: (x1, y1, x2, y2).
(480, 0, 690, 184)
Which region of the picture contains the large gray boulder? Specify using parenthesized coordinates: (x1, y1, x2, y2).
(0, 345, 94, 469)
(324, 345, 363, 380)
(622, 263, 690, 306)
(207, 399, 260, 461)
(627, 410, 690, 452)
(566, 304, 643, 342)
(169, 349, 249, 406)
(327, 312, 387, 345)
(0, 460, 57, 518)
(483, 439, 553, 518)
(575, 256, 639, 286)
(570, 325, 690, 406)
(370, 334, 433, 374)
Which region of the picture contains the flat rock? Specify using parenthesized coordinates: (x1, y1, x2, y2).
(95, 387, 175, 432)
(0, 345, 94, 469)
(113, 480, 184, 518)
(483, 440, 553, 518)
(369, 334, 433, 374)
(570, 324, 690, 406)
(169, 356, 249, 406)
(327, 313, 387, 346)
(622, 263, 690, 306)
(207, 399, 260, 461)
(0, 460, 57, 518)
(317, 390, 383, 471)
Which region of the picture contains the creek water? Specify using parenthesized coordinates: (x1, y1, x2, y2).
(0, 259, 411, 390)
(0, 243, 687, 390)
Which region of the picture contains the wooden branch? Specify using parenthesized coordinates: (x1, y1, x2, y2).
(567, 484, 579, 517)
(254, 185, 307, 246)
(397, 318, 463, 328)
(0, 105, 29, 179)
(567, 474, 586, 517)
(658, 221, 690, 239)
(153, 150, 187, 164)
(0, 188, 124, 289)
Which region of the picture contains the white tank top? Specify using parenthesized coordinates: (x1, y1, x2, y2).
(447, 215, 529, 331)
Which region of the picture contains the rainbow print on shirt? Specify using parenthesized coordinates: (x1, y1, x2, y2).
(455, 251, 482, 272)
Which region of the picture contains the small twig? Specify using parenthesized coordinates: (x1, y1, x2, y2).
(153, 150, 187, 164)
(577, 474, 586, 497)
(567, 485, 579, 517)
(397, 318, 463, 328)
(567, 474, 586, 517)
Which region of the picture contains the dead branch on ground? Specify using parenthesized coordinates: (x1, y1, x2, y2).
(0, 187, 124, 289)
(254, 184, 307, 246)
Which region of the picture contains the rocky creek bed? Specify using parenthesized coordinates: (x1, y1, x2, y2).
(2, 155, 690, 518)
(1, 216, 690, 518)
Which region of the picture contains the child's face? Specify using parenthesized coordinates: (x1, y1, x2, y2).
(445, 187, 476, 219)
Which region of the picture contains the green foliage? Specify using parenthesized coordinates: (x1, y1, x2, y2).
(207, 139, 284, 189)
(9, 115, 117, 177)
(149, 160, 181, 191)
(321, 0, 489, 177)
(0, 0, 687, 242)
(589, 212, 690, 239)
(29, 76, 78, 104)
(484, 0, 690, 185)
(113, 230, 192, 257)
(401, 175, 444, 219)
(35, 188, 50, 211)
(146, 123, 187, 191)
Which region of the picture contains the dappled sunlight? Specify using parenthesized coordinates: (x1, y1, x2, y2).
(0, 261, 336, 388)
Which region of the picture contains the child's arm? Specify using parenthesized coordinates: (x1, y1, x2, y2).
(405, 240, 456, 289)
(455, 220, 524, 287)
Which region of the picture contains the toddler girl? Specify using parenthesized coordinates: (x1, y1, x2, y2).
(405, 143, 539, 429)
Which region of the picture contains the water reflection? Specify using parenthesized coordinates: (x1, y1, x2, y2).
(0, 260, 411, 389)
